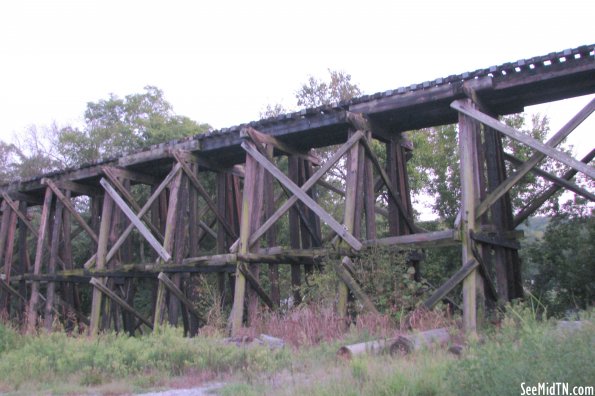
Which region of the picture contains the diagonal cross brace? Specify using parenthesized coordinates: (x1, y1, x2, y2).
(229, 130, 365, 252)
(453, 98, 595, 219)
(242, 141, 362, 251)
(100, 178, 171, 262)
(452, 99, 595, 181)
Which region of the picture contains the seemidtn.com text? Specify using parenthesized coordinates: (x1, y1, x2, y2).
(521, 382, 594, 396)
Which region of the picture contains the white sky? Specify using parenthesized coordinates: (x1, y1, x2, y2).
(0, 0, 593, 157)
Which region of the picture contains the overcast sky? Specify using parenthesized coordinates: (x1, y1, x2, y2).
(0, 0, 593, 156)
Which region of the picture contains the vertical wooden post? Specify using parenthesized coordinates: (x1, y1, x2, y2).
(287, 155, 302, 304)
(338, 130, 361, 319)
(89, 195, 113, 336)
(26, 187, 54, 334)
(168, 174, 189, 326)
(153, 171, 182, 330)
(363, 132, 377, 240)
(17, 201, 29, 317)
(458, 101, 483, 335)
(264, 147, 280, 306)
(230, 144, 263, 335)
(44, 199, 64, 331)
(0, 206, 18, 314)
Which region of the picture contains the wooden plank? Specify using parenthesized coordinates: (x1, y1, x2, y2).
(26, 187, 53, 334)
(103, 167, 159, 185)
(173, 150, 238, 240)
(90, 277, 153, 329)
(43, 178, 99, 244)
(504, 153, 595, 201)
(471, 231, 520, 250)
(335, 257, 379, 314)
(242, 126, 321, 165)
(100, 178, 171, 262)
(229, 130, 365, 252)
(365, 230, 457, 248)
(0, 203, 12, 270)
(514, 149, 595, 226)
(44, 200, 64, 331)
(242, 141, 363, 251)
(360, 137, 418, 233)
(238, 263, 274, 310)
(287, 156, 302, 304)
(89, 194, 113, 335)
(476, 99, 595, 219)
(54, 180, 102, 196)
(458, 108, 481, 335)
(102, 167, 164, 241)
(157, 272, 203, 323)
(452, 99, 595, 180)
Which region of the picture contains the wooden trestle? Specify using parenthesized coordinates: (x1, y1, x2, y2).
(0, 45, 594, 336)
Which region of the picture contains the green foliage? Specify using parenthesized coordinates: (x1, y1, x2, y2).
(522, 210, 595, 316)
(447, 304, 595, 396)
(0, 326, 291, 391)
(295, 69, 361, 108)
(307, 248, 425, 320)
(58, 86, 211, 167)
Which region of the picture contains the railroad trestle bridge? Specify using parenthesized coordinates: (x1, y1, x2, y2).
(0, 44, 594, 335)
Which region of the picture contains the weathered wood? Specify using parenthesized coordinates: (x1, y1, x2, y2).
(102, 167, 164, 241)
(174, 150, 238, 240)
(476, 98, 595, 219)
(361, 136, 418, 233)
(365, 230, 457, 248)
(0, 209, 17, 312)
(452, 99, 595, 181)
(335, 257, 379, 314)
(458, 106, 481, 335)
(90, 277, 153, 329)
(504, 153, 595, 201)
(89, 195, 113, 336)
(242, 141, 362, 251)
(389, 327, 451, 355)
(471, 231, 520, 250)
(423, 259, 479, 309)
(44, 178, 99, 244)
(157, 272, 203, 323)
(514, 149, 595, 226)
(242, 127, 321, 165)
(238, 263, 274, 310)
(26, 187, 53, 334)
(44, 200, 64, 331)
(288, 155, 302, 304)
(100, 178, 171, 262)
(230, 130, 365, 252)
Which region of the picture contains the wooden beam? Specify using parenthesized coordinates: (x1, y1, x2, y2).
(423, 259, 479, 309)
(89, 194, 113, 335)
(100, 178, 171, 262)
(26, 187, 53, 334)
(157, 272, 203, 323)
(90, 277, 153, 329)
(102, 166, 160, 185)
(335, 257, 379, 314)
(238, 263, 275, 310)
(475, 99, 595, 219)
(242, 127, 321, 165)
(229, 130, 365, 252)
(173, 150, 238, 240)
(452, 99, 595, 180)
(242, 141, 362, 251)
(504, 153, 595, 202)
(359, 136, 419, 233)
(102, 167, 165, 242)
(514, 149, 595, 226)
(54, 180, 102, 196)
(365, 230, 457, 248)
(43, 178, 99, 244)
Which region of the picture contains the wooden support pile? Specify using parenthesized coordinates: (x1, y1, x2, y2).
(0, 46, 593, 338)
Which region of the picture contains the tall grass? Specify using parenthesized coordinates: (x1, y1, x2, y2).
(0, 324, 291, 392)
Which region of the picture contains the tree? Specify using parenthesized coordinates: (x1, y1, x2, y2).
(57, 86, 211, 167)
(407, 113, 558, 224)
(522, 206, 594, 316)
(295, 69, 361, 108)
